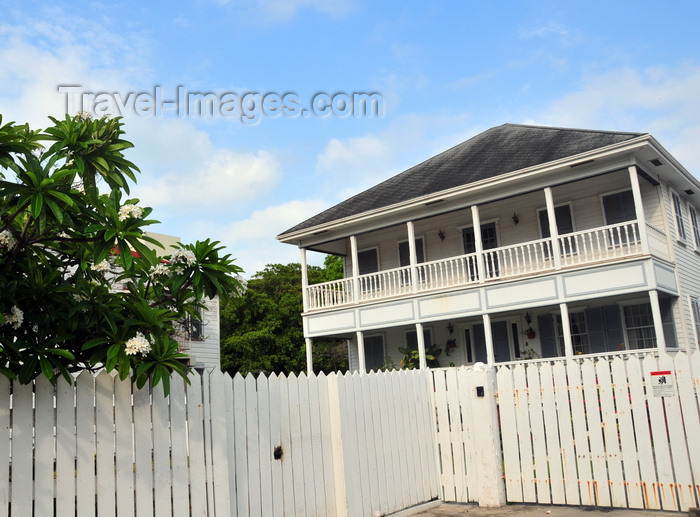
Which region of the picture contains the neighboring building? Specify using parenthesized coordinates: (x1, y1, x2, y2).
(140, 232, 222, 370)
(277, 124, 700, 372)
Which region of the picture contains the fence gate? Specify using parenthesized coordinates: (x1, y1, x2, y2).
(431, 368, 480, 503)
(496, 352, 700, 512)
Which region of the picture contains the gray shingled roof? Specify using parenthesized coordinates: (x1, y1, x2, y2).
(279, 123, 645, 237)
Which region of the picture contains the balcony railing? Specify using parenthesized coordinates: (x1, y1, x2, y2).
(306, 221, 653, 311)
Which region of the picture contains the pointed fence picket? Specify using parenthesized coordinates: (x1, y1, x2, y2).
(430, 367, 479, 505)
(497, 351, 700, 512)
(1, 350, 697, 516)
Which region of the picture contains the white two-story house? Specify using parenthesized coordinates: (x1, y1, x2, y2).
(278, 124, 700, 373)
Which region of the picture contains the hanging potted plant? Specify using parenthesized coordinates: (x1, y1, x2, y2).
(445, 338, 457, 355)
(525, 327, 536, 339)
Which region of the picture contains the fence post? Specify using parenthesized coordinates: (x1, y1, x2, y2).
(470, 364, 506, 507)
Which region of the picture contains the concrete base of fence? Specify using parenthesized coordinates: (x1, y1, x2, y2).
(470, 364, 507, 508)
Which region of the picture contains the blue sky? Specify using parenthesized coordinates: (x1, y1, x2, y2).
(2, 1, 699, 276)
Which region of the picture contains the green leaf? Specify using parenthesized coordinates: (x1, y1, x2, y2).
(30, 192, 44, 218)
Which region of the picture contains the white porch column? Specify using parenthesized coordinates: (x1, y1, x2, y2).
(560, 303, 574, 358)
(305, 337, 313, 375)
(350, 235, 360, 303)
(356, 331, 367, 373)
(628, 165, 650, 254)
(482, 313, 495, 366)
(471, 205, 486, 283)
(416, 323, 428, 370)
(407, 220, 419, 294)
(544, 187, 562, 269)
(649, 290, 667, 353)
(300, 248, 309, 312)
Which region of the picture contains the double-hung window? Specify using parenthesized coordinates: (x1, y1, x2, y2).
(691, 298, 700, 346)
(689, 206, 700, 249)
(623, 303, 656, 349)
(555, 311, 589, 355)
(672, 191, 687, 241)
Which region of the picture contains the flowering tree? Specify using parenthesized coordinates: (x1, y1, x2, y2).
(0, 113, 243, 394)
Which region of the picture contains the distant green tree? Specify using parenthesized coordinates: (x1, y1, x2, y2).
(220, 258, 347, 376)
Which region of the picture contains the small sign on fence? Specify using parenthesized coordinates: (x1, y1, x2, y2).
(650, 370, 674, 397)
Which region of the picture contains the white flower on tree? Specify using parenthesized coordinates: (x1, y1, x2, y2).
(124, 332, 152, 356)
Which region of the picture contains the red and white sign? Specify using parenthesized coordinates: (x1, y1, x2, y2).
(650, 370, 674, 397)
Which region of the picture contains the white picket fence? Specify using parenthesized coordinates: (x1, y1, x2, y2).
(1, 351, 699, 516)
(0, 368, 438, 517)
(497, 351, 700, 512)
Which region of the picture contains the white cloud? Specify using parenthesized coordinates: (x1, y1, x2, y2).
(0, 11, 150, 128)
(531, 64, 700, 172)
(188, 199, 330, 275)
(315, 112, 478, 199)
(129, 118, 280, 214)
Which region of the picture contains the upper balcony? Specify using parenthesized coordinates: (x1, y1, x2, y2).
(305, 220, 671, 311)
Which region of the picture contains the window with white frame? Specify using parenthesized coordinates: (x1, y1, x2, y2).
(555, 311, 589, 355)
(672, 191, 687, 241)
(622, 303, 656, 349)
(691, 298, 700, 346)
(690, 206, 700, 249)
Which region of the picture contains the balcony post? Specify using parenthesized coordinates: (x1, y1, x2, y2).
(300, 248, 309, 312)
(560, 303, 574, 358)
(350, 235, 360, 303)
(648, 290, 667, 353)
(416, 323, 428, 370)
(407, 221, 419, 293)
(482, 314, 495, 366)
(471, 205, 486, 283)
(628, 165, 649, 254)
(305, 337, 313, 375)
(544, 187, 562, 269)
(356, 331, 367, 373)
